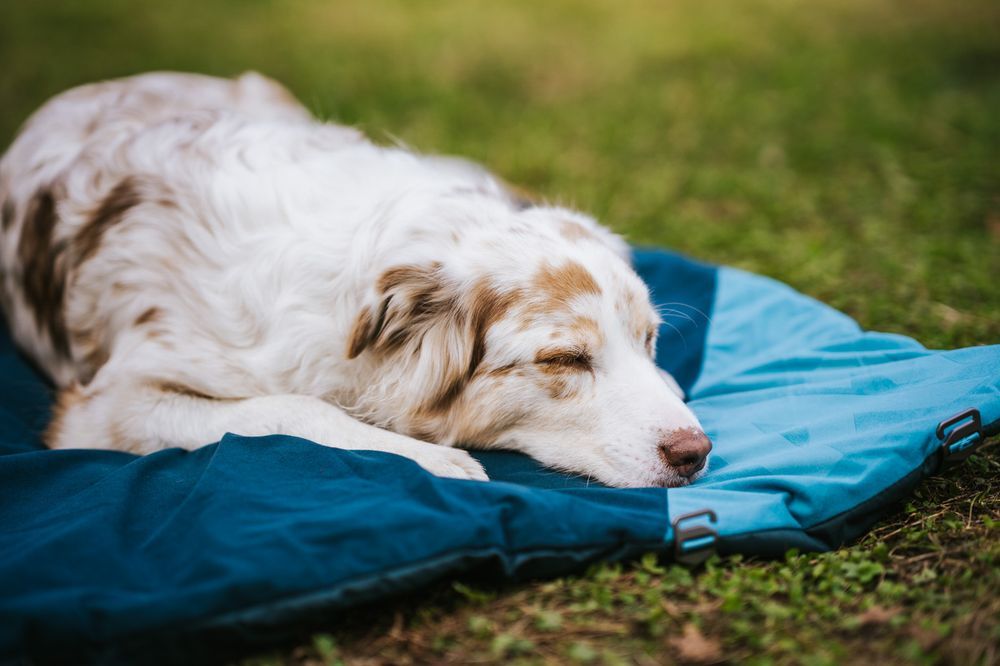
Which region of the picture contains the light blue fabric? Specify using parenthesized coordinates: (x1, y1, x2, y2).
(669, 267, 1000, 550)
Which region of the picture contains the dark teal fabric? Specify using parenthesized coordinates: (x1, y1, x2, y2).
(0, 437, 670, 663)
(0, 248, 997, 663)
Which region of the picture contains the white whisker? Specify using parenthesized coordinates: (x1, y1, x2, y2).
(659, 320, 689, 351)
(655, 301, 713, 323)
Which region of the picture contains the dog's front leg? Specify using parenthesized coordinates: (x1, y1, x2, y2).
(47, 382, 489, 481)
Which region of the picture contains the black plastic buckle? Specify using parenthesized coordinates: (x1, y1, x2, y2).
(936, 408, 983, 468)
(672, 509, 718, 567)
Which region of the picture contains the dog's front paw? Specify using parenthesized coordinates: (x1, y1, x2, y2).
(411, 446, 489, 481)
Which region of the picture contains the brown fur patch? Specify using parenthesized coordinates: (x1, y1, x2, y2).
(423, 281, 521, 415)
(346, 306, 375, 359)
(350, 263, 478, 414)
(134, 307, 161, 327)
(66, 325, 110, 385)
(1, 198, 14, 231)
(427, 376, 468, 415)
(559, 220, 597, 242)
(533, 344, 594, 401)
(568, 315, 602, 341)
(79, 347, 109, 385)
(75, 177, 143, 268)
(412, 374, 529, 447)
(18, 188, 70, 358)
(17, 179, 149, 363)
(348, 264, 449, 359)
(514, 262, 602, 331)
(645, 326, 658, 355)
(358, 265, 526, 435)
(534, 346, 593, 370)
(376, 262, 443, 293)
(154, 381, 220, 401)
(542, 375, 575, 400)
(378, 263, 455, 353)
(451, 398, 526, 447)
(533, 261, 601, 302)
(43, 383, 87, 447)
(486, 362, 519, 377)
(467, 282, 521, 378)
(406, 426, 440, 443)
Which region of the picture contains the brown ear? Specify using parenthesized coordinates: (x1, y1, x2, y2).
(346, 303, 379, 359)
(347, 264, 523, 422)
(346, 263, 452, 359)
(421, 279, 522, 415)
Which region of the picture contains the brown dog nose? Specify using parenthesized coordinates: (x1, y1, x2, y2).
(658, 429, 712, 478)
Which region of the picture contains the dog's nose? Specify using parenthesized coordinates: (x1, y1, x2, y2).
(658, 429, 712, 478)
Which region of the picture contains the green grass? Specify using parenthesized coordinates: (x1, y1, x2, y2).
(3, 0, 998, 663)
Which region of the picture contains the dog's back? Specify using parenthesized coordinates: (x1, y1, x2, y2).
(3, 71, 309, 187)
(0, 72, 334, 387)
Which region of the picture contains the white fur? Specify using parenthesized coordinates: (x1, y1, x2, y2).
(0, 72, 709, 487)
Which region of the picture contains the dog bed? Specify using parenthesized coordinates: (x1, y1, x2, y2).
(1, 248, 997, 662)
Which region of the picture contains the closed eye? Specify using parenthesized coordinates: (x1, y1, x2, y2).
(535, 347, 593, 371)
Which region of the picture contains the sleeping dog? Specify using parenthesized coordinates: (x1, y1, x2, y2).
(0, 72, 710, 487)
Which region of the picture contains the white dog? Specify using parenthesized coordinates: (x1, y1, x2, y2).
(0, 72, 710, 487)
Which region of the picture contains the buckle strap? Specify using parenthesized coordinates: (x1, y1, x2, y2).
(936, 408, 983, 468)
(672, 509, 718, 566)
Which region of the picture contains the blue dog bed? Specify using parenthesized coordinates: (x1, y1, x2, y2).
(1, 249, 997, 662)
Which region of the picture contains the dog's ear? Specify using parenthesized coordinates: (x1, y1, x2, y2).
(346, 262, 476, 416)
(347, 263, 518, 415)
(347, 262, 457, 360)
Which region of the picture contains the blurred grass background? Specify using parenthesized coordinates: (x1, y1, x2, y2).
(2, 0, 997, 348)
(2, 0, 998, 663)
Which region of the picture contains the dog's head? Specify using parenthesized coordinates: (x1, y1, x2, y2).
(345, 200, 710, 487)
